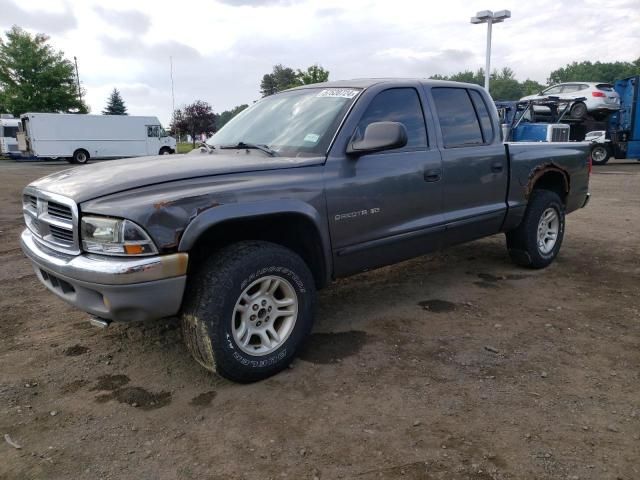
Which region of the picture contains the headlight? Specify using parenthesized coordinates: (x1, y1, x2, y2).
(81, 216, 158, 256)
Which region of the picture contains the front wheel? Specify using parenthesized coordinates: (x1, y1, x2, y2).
(71, 149, 89, 164)
(181, 241, 316, 383)
(506, 190, 565, 269)
(591, 144, 610, 165)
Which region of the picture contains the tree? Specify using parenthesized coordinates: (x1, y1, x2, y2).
(260, 64, 299, 97)
(171, 100, 217, 147)
(102, 88, 128, 115)
(0, 26, 87, 116)
(429, 68, 546, 100)
(296, 64, 329, 85)
(548, 58, 640, 84)
(216, 104, 248, 130)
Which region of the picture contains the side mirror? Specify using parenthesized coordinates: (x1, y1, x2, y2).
(346, 121, 408, 155)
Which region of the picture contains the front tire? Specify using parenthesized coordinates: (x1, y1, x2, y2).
(159, 147, 173, 155)
(506, 190, 565, 269)
(181, 241, 316, 383)
(590, 144, 610, 165)
(71, 149, 89, 164)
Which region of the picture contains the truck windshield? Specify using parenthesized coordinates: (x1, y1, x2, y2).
(207, 87, 361, 157)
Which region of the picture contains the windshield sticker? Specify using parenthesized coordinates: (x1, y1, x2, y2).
(316, 88, 359, 99)
(304, 133, 320, 143)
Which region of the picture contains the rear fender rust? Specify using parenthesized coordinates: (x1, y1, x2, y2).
(525, 163, 570, 198)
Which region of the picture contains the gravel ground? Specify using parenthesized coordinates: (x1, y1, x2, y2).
(1, 158, 639, 480)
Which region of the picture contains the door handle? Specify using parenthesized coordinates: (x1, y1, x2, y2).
(424, 168, 442, 182)
(491, 162, 504, 172)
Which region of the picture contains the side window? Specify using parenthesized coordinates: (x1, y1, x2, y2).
(544, 85, 563, 95)
(469, 90, 494, 143)
(356, 88, 427, 150)
(431, 88, 483, 148)
(147, 126, 159, 137)
(561, 84, 580, 93)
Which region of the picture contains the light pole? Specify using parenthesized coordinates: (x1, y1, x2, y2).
(470, 10, 511, 91)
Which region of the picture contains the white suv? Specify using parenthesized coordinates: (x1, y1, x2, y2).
(520, 82, 620, 119)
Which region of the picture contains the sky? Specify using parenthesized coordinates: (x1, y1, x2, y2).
(1, 0, 639, 125)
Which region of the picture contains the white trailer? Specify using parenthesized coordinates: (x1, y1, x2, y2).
(17, 113, 176, 164)
(0, 116, 22, 159)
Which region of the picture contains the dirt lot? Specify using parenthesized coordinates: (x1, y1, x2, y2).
(1, 159, 639, 480)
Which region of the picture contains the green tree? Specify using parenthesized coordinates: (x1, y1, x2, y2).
(548, 58, 640, 84)
(260, 64, 298, 97)
(0, 26, 87, 116)
(171, 100, 217, 147)
(520, 78, 546, 95)
(216, 104, 248, 130)
(296, 64, 329, 85)
(102, 88, 128, 115)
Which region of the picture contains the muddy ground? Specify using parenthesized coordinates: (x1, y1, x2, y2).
(1, 159, 639, 480)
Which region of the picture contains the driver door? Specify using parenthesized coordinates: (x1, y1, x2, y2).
(324, 86, 444, 277)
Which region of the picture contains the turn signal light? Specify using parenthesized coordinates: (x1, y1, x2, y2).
(124, 244, 145, 255)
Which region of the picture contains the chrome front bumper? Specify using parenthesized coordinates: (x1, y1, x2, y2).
(20, 229, 188, 322)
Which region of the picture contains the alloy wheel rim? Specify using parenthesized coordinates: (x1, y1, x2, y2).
(592, 146, 607, 163)
(231, 275, 298, 356)
(537, 207, 560, 254)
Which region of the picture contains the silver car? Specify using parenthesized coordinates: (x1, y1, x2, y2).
(520, 82, 620, 119)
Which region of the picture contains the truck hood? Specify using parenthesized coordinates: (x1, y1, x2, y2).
(28, 150, 325, 203)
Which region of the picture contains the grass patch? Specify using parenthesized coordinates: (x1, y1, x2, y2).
(177, 143, 196, 154)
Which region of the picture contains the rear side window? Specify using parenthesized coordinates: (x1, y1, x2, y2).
(468, 90, 494, 143)
(431, 88, 483, 148)
(356, 88, 427, 149)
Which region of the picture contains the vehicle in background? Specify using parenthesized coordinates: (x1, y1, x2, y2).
(20, 79, 591, 383)
(0, 115, 22, 159)
(17, 113, 176, 164)
(608, 76, 640, 161)
(584, 130, 611, 165)
(520, 82, 620, 119)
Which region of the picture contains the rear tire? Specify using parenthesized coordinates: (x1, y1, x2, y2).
(590, 144, 610, 165)
(506, 190, 565, 269)
(159, 147, 173, 155)
(181, 241, 316, 383)
(570, 102, 587, 119)
(71, 149, 89, 164)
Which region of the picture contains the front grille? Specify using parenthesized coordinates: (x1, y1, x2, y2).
(47, 201, 72, 221)
(22, 189, 79, 254)
(50, 225, 74, 242)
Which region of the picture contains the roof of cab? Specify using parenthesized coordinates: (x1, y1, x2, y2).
(288, 78, 484, 91)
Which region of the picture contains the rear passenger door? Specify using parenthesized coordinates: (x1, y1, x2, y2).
(429, 87, 508, 245)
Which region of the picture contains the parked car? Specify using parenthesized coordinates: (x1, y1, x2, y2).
(17, 113, 176, 164)
(20, 79, 591, 382)
(584, 130, 611, 165)
(520, 82, 620, 119)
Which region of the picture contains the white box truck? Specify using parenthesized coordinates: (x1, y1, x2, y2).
(17, 113, 176, 164)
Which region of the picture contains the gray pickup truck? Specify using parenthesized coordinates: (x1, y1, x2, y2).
(20, 79, 591, 382)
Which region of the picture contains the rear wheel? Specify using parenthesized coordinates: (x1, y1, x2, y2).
(570, 102, 587, 119)
(71, 149, 89, 164)
(506, 190, 565, 269)
(590, 144, 610, 165)
(181, 241, 316, 383)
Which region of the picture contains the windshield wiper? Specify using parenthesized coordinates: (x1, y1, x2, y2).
(219, 142, 277, 157)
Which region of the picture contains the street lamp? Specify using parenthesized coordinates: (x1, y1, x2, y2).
(470, 9, 511, 91)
